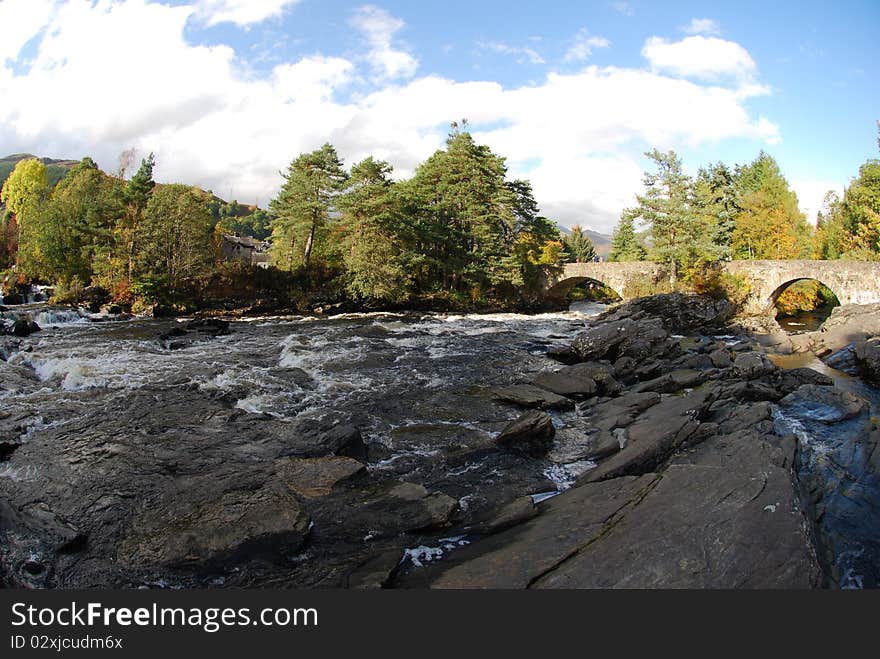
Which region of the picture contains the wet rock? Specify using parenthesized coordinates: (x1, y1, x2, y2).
(278, 422, 368, 462)
(588, 391, 662, 431)
(10, 318, 40, 337)
(581, 386, 716, 484)
(424, 421, 819, 589)
(557, 362, 622, 396)
(467, 496, 538, 535)
(359, 483, 460, 534)
(121, 483, 312, 568)
(346, 549, 403, 589)
(0, 337, 21, 360)
(531, 370, 596, 399)
(275, 456, 366, 498)
(775, 367, 833, 395)
(602, 293, 735, 333)
(734, 352, 777, 379)
(631, 369, 705, 394)
(495, 410, 556, 458)
(546, 345, 580, 365)
(186, 318, 231, 336)
(423, 475, 657, 589)
(491, 384, 574, 411)
(779, 384, 868, 424)
(854, 337, 880, 382)
(584, 431, 623, 461)
(709, 348, 733, 369)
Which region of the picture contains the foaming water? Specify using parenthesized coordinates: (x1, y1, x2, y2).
(2, 304, 609, 490)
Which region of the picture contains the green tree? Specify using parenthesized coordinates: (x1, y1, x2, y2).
(136, 184, 214, 292)
(608, 209, 646, 261)
(692, 162, 738, 260)
(731, 152, 811, 260)
(0, 158, 49, 271)
(269, 143, 348, 270)
(32, 157, 119, 286)
(336, 157, 416, 303)
(837, 160, 880, 259)
(563, 225, 597, 262)
(623, 150, 698, 280)
(119, 153, 156, 283)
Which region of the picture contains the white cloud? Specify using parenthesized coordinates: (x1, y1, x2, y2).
(792, 179, 845, 225)
(194, 0, 300, 27)
(0, 1, 782, 234)
(478, 41, 545, 65)
(642, 35, 757, 82)
(564, 28, 610, 63)
(0, 0, 56, 63)
(350, 4, 418, 80)
(612, 2, 634, 16)
(680, 18, 721, 37)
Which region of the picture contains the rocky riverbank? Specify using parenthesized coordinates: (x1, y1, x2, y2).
(1, 294, 878, 588)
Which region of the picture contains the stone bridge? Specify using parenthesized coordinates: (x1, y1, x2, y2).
(544, 260, 880, 314)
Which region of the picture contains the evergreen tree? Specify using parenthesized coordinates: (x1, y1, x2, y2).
(608, 210, 646, 261)
(336, 157, 416, 302)
(269, 143, 348, 270)
(120, 153, 156, 283)
(563, 225, 597, 262)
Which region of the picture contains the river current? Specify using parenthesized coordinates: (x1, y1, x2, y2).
(0, 301, 609, 494)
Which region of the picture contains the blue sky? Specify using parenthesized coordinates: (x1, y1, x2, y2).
(1, 0, 877, 233)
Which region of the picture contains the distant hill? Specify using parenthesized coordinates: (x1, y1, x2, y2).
(557, 224, 612, 258)
(0, 153, 80, 191)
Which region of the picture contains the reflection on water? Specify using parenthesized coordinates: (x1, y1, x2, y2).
(775, 306, 837, 333)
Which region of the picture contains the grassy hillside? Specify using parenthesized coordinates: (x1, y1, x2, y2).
(0, 153, 80, 191)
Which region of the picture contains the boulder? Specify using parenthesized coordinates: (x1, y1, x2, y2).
(778, 384, 868, 424)
(531, 370, 596, 399)
(10, 319, 40, 337)
(854, 337, 880, 382)
(275, 456, 366, 498)
(734, 352, 777, 379)
(491, 384, 574, 411)
(495, 410, 556, 458)
(121, 484, 312, 568)
(709, 348, 733, 369)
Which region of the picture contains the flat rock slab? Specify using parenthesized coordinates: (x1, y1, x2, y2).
(120, 483, 311, 568)
(426, 427, 819, 589)
(276, 456, 366, 498)
(534, 430, 820, 588)
(492, 384, 574, 411)
(531, 371, 597, 399)
(428, 475, 657, 589)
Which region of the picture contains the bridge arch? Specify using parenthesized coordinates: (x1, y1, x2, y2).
(546, 276, 623, 302)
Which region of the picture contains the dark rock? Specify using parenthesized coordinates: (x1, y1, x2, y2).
(588, 391, 662, 431)
(581, 386, 717, 484)
(495, 410, 556, 458)
(120, 483, 312, 568)
(10, 319, 40, 337)
(186, 318, 231, 336)
(531, 370, 596, 399)
(779, 384, 868, 424)
(275, 456, 366, 498)
(346, 549, 403, 589)
(492, 384, 574, 411)
(734, 352, 777, 379)
(584, 431, 623, 461)
(278, 422, 368, 462)
(360, 483, 459, 534)
(709, 348, 733, 369)
(631, 369, 705, 394)
(466, 496, 538, 535)
(854, 337, 880, 382)
(546, 345, 580, 365)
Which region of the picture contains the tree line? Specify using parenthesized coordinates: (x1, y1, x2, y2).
(608, 137, 880, 284)
(0, 126, 594, 309)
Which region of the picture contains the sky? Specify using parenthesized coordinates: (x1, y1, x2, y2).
(0, 0, 877, 234)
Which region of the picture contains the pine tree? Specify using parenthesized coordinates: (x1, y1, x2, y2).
(608, 210, 646, 261)
(563, 225, 597, 262)
(120, 153, 156, 283)
(269, 144, 348, 270)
